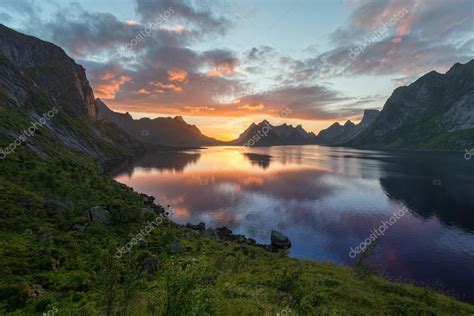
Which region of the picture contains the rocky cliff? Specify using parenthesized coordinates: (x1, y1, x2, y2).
(0, 24, 140, 159)
(349, 60, 474, 150)
(317, 109, 379, 145)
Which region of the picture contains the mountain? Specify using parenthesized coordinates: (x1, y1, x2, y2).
(349, 60, 474, 150)
(317, 109, 379, 145)
(230, 120, 317, 146)
(0, 24, 140, 159)
(96, 100, 221, 147)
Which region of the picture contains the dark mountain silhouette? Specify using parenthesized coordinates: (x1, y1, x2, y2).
(96, 100, 222, 147)
(317, 109, 379, 145)
(349, 60, 474, 150)
(229, 120, 317, 146)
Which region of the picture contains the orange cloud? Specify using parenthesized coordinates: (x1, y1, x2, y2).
(168, 69, 189, 83)
(150, 81, 183, 93)
(238, 103, 265, 111)
(207, 61, 235, 77)
(183, 106, 215, 114)
(94, 72, 132, 100)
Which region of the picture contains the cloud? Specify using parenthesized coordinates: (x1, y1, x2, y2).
(238, 103, 265, 111)
(168, 69, 189, 82)
(150, 81, 183, 93)
(135, 0, 231, 36)
(93, 71, 132, 100)
(202, 49, 239, 77)
(312, 0, 474, 81)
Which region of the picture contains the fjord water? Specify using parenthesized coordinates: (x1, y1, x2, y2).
(112, 146, 474, 302)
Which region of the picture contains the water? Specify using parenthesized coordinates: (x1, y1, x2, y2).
(111, 145, 474, 302)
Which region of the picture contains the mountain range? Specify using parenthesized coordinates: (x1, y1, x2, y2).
(96, 100, 220, 147)
(2, 22, 472, 153)
(95, 58, 474, 151)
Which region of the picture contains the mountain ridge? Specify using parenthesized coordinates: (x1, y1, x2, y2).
(348, 59, 474, 150)
(96, 100, 222, 147)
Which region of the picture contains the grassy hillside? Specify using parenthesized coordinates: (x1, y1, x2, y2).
(1, 110, 473, 315)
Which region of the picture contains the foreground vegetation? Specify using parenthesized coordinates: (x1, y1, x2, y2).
(1, 135, 473, 315)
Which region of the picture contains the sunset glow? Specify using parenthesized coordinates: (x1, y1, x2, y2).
(8, 0, 471, 140)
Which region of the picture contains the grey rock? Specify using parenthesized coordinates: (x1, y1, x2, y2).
(140, 254, 159, 276)
(43, 199, 68, 216)
(85, 206, 111, 225)
(169, 239, 180, 254)
(271, 230, 292, 249)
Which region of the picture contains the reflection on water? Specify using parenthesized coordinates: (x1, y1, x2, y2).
(112, 146, 474, 302)
(243, 153, 272, 169)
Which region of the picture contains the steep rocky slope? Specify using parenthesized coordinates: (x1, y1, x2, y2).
(317, 110, 380, 146)
(0, 24, 140, 160)
(349, 60, 474, 150)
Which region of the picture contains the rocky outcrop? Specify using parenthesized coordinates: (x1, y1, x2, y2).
(85, 206, 111, 225)
(271, 230, 292, 249)
(0, 24, 141, 160)
(184, 222, 296, 252)
(0, 24, 97, 119)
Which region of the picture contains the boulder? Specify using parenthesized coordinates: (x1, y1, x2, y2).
(271, 230, 292, 249)
(169, 239, 180, 254)
(139, 254, 159, 276)
(140, 194, 155, 206)
(216, 226, 233, 240)
(85, 206, 111, 225)
(43, 199, 68, 216)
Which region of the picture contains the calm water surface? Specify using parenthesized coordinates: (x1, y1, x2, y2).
(112, 146, 474, 302)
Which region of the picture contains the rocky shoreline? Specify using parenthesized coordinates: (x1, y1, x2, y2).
(139, 192, 292, 252)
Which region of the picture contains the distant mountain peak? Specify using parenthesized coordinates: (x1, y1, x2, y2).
(231, 119, 316, 146)
(174, 116, 185, 123)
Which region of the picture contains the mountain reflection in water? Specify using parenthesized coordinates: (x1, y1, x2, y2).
(112, 146, 474, 302)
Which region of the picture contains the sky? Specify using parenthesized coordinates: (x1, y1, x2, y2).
(1, 0, 473, 140)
